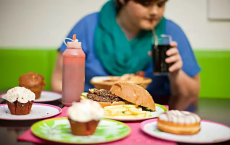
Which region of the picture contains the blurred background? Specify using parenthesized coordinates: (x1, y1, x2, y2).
(0, 0, 230, 99)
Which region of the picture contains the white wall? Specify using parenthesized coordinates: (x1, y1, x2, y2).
(0, 0, 230, 50)
(164, 0, 230, 50)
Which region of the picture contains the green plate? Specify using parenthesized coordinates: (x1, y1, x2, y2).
(31, 117, 131, 144)
(155, 104, 168, 112)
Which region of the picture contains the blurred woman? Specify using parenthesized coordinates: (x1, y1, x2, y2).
(52, 0, 201, 111)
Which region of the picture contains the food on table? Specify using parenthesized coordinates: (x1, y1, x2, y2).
(103, 104, 151, 119)
(67, 99, 104, 136)
(19, 72, 46, 99)
(157, 110, 201, 135)
(85, 82, 155, 112)
(135, 71, 145, 77)
(86, 88, 124, 108)
(90, 71, 152, 90)
(5, 86, 35, 115)
(118, 74, 145, 82)
(103, 73, 145, 82)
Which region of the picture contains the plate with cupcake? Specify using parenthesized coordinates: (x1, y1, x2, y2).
(31, 99, 131, 144)
(141, 110, 230, 144)
(0, 72, 62, 102)
(0, 91, 62, 103)
(0, 87, 62, 120)
(81, 82, 168, 121)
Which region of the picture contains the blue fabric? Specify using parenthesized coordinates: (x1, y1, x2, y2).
(59, 13, 201, 105)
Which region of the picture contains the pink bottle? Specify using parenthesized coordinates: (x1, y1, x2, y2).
(62, 34, 85, 106)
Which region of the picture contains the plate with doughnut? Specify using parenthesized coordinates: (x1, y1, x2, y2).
(141, 110, 230, 143)
(81, 82, 168, 121)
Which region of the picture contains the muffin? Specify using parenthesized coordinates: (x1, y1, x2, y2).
(157, 110, 201, 135)
(67, 99, 104, 136)
(5, 87, 35, 115)
(19, 72, 46, 99)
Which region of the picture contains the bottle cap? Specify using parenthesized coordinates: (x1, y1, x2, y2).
(63, 34, 81, 48)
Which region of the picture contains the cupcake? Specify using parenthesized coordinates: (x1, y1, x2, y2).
(67, 99, 104, 136)
(19, 72, 46, 99)
(5, 87, 35, 115)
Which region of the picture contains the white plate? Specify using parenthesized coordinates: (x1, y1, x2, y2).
(0, 103, 62, 120)
(34, 91, 62, 102)
(0, 91, 62, 102)
(141, 119, 230, 144)
(103, 104, 167, 121)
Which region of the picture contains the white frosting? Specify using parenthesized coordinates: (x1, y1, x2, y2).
(158, 110, 201, 124)
(68, 99, 104, 122)
(6, 87, 35, 103)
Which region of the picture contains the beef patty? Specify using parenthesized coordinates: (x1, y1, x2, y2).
(87, 88, 123, 103)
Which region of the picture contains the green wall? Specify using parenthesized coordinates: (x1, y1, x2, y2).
(194, 50, 230, 98)
(0, 48, 57, 91)
(0, 48, 229, 98)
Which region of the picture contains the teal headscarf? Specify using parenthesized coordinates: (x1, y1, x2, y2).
(95, 0, 166, 76)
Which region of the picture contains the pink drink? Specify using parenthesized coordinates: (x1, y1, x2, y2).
(62, 37, 85, 106)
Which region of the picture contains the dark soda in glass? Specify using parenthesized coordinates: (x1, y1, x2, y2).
(152, 35, 172, 75)
(152, 44, 171, 75)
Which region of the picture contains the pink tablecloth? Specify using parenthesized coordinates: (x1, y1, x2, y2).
(18, 106, 176, 145)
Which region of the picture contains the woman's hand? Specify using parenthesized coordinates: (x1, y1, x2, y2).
(166, 42, 183, 73)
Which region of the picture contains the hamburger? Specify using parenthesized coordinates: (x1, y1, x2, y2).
(82, 82, 155, 111)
